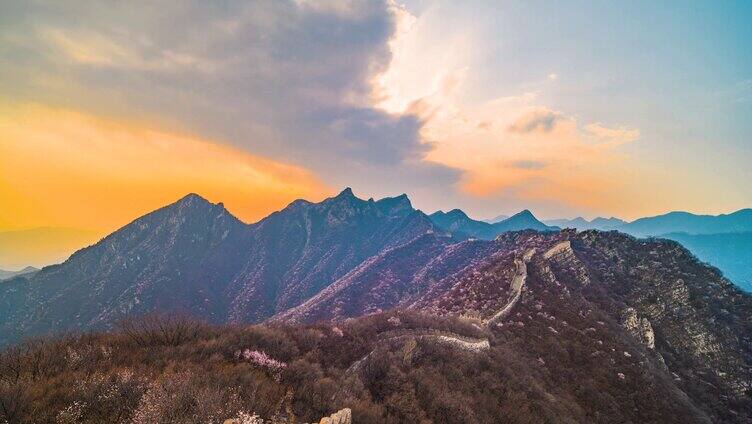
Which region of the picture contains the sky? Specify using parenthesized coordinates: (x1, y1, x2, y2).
(1, 0, 751, 268)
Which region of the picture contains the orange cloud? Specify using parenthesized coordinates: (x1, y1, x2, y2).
(417, 90, 642, 213)
(0, 104, 331, 237)
(583, 122, 640, 146)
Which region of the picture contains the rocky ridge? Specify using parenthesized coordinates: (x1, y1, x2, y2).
(0, 189, 439, 345)
(276, 229, 751, 421)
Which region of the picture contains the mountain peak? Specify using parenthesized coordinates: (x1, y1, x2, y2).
(492, 209, 558, 233)
(336, 187, 355, 198)
(148, 193, 236, 226)
(175, 192, 213, 207)
(375, 193, 413, 216)
(447, 208, 469, 219)
(515, 209, 534, 218)
(430, 209, 470, 220)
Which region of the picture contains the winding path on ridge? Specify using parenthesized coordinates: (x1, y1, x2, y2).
(346, 329, 491, 374)
(485, 248, 536, 326)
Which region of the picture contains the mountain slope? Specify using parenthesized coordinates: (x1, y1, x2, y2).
(0, 189, 438, 345)
(223, 188, 437, 322)
(546, 209, 752, 235)
(660, 231, 752, 292)
(0, 194, 251, 342)
(0, 310, 723, 424)
(485, 214, 509, 223)
(275, 233, 506, 323)
(275, 229, 752, 421)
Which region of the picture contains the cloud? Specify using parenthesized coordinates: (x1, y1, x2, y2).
(40, 28, 219, 73)
(0, 0, 458, 199)
(583, 123, 640, 145)
(508, 108, 564, 133)
(509, 160, 547, 170)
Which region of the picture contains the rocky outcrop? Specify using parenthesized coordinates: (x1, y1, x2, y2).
(569, 230, 752, 415)
(622, 307, 656, 349)
(223, 408, 351, 424)
(306, 408, 352, 424)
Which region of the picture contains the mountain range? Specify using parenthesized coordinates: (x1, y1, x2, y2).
(545, 209, 752, 291)
(1, 189, 751, 421)
(0, 266, 39, 281)
(1, 189, 565, 344)
(429, 208, 557, 240)
(547, 209, 752, 235)
(3, 190, 750, 345)
(545, 216, 627, 231)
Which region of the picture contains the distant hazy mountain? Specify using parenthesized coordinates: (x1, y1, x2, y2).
(430, 209, 558, 240)
(494, 210, 558, 233)
(660, 232, 752, 292)
(546, 209, 752, 235)
(545, 216, 626, 231)
(0, 266, 39, 281)
(484, 214, 509, 223)
(0, 227, 100, 270)
(619, 209, 752, 237)
(429, 209, 498, 239)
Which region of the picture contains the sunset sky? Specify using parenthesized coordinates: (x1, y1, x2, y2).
(1, 1, 751, 268)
